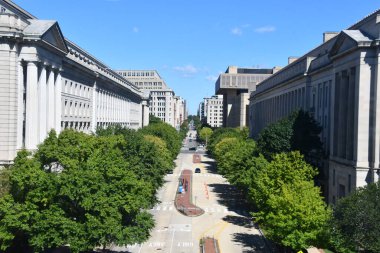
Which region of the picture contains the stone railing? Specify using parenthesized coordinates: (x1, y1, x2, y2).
(0, 13, 25, 36)
(255, 57, 310, 94)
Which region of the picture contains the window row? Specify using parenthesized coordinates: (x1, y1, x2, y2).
(63, 100, 91, 118)
(63, 80, 91, 98)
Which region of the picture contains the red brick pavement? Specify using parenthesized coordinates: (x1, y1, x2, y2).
(202, 237, 219, 253)
(174, 169, 204, 217)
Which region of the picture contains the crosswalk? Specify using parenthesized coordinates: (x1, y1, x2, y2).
(166, 173, 224, 178)
(150, 204, 235, 215)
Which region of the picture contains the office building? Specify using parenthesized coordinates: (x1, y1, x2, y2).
(215, 66, 278, 128)
(250, 9, 380, 203)
(200, 95, 223, 128)
(0, 1, 150, 164)
(118, 70, 186, 128)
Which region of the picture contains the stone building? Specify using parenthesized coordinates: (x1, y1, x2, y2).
(118, 70, 186, 128)
(0, 1, 149, 164)
(215, 66, 278, 128)
(249, 10, 380, 203)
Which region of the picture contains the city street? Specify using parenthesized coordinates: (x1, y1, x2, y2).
(111, 131, 268, 253)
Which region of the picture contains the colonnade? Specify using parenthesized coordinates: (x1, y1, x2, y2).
(18, 60, 62, 150)
(96, 88, 131, 124)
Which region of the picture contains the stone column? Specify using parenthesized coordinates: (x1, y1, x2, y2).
(375, 49, 380, 173)
(38, 63, 47, 142)
(46, 67, 55, 131)
(355, 54, 372, 169)
(25, 61, 39, 150)
(90, 81, 97, 132)
(16, 61, 24, 150)
(55, 69, 62, 133)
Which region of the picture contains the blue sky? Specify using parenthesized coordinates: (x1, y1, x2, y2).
(13, 0, 379, 115)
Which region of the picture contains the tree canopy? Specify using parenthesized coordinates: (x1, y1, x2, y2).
(0, 129, 158, 252)
(198, 127, 213, 145)
(256, 110, 322, 161)
(250, 152, 329, 251)
(329, 181, 380, 253)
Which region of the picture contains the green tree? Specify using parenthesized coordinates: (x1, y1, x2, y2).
(179, 120, 189, 140)
(139, 122, 182, 159)
(149, 114, 162, 124)
(250, 151, 317, 210)
(0, 129, 155, 252)
(0, 166, 11, 198)
(98, 127, 171, 191)
(329, 181, 380, 253)
(208, 128, 241, 155)
(199, 127, 213, 146)
(251, 152, 329, 251)
(256, 110, 323, 161)
(256, 117, 293, 160)
(256, 180, 331, 251)
(143, 134, 174, 174)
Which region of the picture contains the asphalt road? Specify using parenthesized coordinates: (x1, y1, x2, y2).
(111, 131, 268, 253)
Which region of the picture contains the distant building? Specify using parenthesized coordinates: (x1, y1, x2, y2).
(250, 10, 380, 203)
(174, 96, 186, 129)
(118, 70, 186, 128)
(198, 101, 205, 122)
(215, 66, 278, 128)
(0, 0, 149, 164)
(201, 95, 223, 128)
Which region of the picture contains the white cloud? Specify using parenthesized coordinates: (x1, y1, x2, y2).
(206, 75, 218, 82)
(173, 65, 199, 75)
(254, 26, 276, 33)
(231, 27, 242, 36)
(132, 27, 139, 33)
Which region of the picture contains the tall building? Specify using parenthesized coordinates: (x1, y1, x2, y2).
(215, 66, 278, 128)
(201, 95, 223, 128)
(198, 101, 205, 122)
(250, 9, 380, 203)
(117, 70, 186, 128)
(0, 1, 150, 164)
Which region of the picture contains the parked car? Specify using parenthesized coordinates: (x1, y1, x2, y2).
(189, 147, 196, 151)
(195, 168, 201, 173)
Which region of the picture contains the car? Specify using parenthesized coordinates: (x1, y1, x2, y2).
(195, 168, 201, 173)
(189, 147, 196, 151)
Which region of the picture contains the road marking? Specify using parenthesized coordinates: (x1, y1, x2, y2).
(199, 220, 225, 240)
(169, 229, 175, 253)
(148, 242, 165, 247)
(177, 242, 194, 247)
(215, 221, 230, 239)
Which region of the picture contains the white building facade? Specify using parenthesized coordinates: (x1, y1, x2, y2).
(0, 1, 149, 164)
(117, 70, 186, 128)
(250, 10, 380, 203)
(201, 95, 223, 128)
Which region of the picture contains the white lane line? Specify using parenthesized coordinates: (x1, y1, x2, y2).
(169, 229, 175, 253)
(137, 243, 142, 253)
